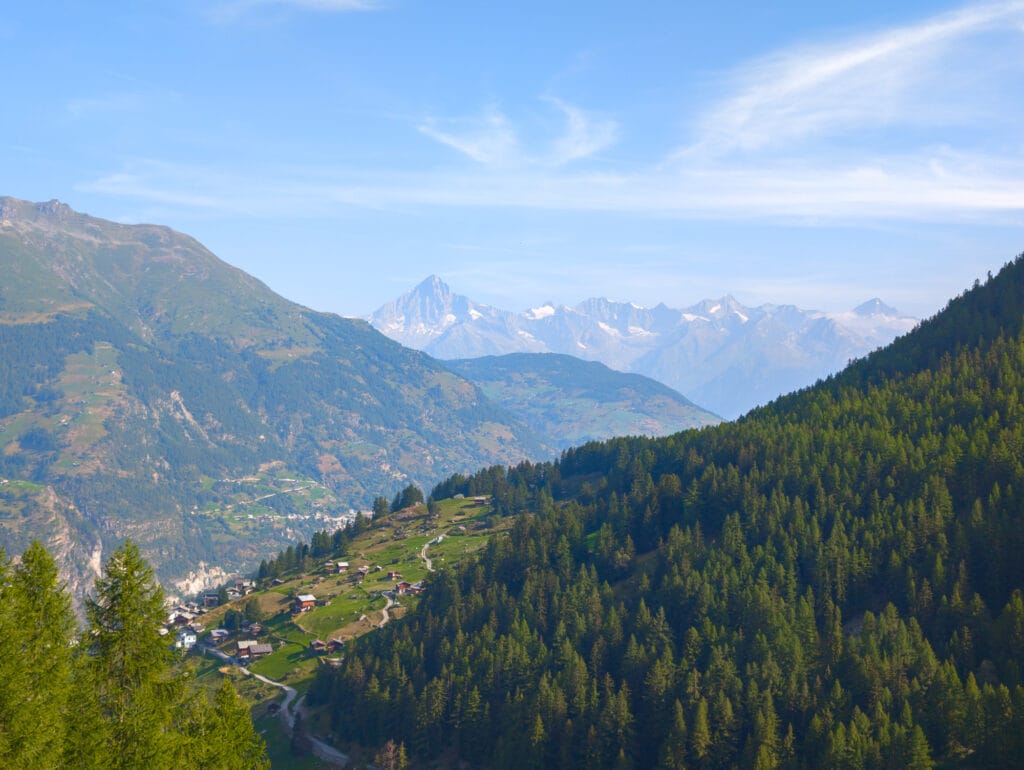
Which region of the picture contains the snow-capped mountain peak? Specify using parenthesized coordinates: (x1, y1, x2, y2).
(853, 298, 901, 316)
(369, 275, 490, 347)
(369, 278, 919, 419)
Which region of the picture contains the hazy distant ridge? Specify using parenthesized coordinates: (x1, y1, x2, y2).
(446, 352, 722, 449)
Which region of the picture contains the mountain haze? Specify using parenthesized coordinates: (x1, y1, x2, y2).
(369, 275, 919, 418)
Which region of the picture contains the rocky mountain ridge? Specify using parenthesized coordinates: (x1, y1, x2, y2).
(369, 275, 919, 418)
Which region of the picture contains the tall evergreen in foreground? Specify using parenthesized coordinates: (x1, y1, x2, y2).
(311, 255, 1024, 768)
(0, 542, 76, 766)
(0, 540, 268, 769)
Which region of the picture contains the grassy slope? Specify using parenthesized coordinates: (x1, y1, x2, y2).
(191, 496, 509, 767)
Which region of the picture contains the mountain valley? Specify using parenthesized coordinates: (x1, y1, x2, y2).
(0, 198, 719, 601)
(0, 198, 548, 598)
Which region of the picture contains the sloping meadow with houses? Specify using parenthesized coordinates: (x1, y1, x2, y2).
(179, 494, 502, 730)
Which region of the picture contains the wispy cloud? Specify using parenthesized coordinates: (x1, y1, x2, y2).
(66, 92, 150, 118)
(79, 149, 1024, 223)
(418, 98, 618, 167)
(543, 97, 618, 165)
(418, 107, 521, 165)
(85, 3, 1024, 225)
(209, 0, 377, 23)
(684, 0, 1024, 156)
(83, 165, 236, 213)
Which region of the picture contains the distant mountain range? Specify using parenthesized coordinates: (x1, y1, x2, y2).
(369, 276, 919, 418)
(0, 198, 718, 599)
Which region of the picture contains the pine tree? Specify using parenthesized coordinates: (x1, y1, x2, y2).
(64, 649, 112, 768)
(709, 690, 738, 768)
(208, 678, 270, 769)
(0, 541, 76, 767)
(0, 540, 269, 770)
(0, 550, 21, 761)
(656, 699, 689, 769)
(747, 693, 780, 770)
(84, 540, 181, 769)
(690, 697, 710, 766)
(528, 713, 547, 767)
(904, 724, 934, 770)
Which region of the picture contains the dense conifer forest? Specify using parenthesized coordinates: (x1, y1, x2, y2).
(310, 255, 1024, 768)
(0, 541, 267, 769)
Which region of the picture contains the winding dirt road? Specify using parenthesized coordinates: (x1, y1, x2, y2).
(379, 593, 395, 627)
(202, 645, 349, 766)
(421, 533, 443, 573)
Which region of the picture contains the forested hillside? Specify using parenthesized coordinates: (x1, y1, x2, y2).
(310, 254, 1024, 768)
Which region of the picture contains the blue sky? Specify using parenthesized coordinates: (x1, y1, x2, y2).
(3, 0, 1023, 318)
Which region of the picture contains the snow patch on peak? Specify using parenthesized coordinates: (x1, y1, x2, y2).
(597, 321, 621, 337)
(853, 298, 900, 317)
(468, 308, 483, 320)
(412, 323, 442, 337)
